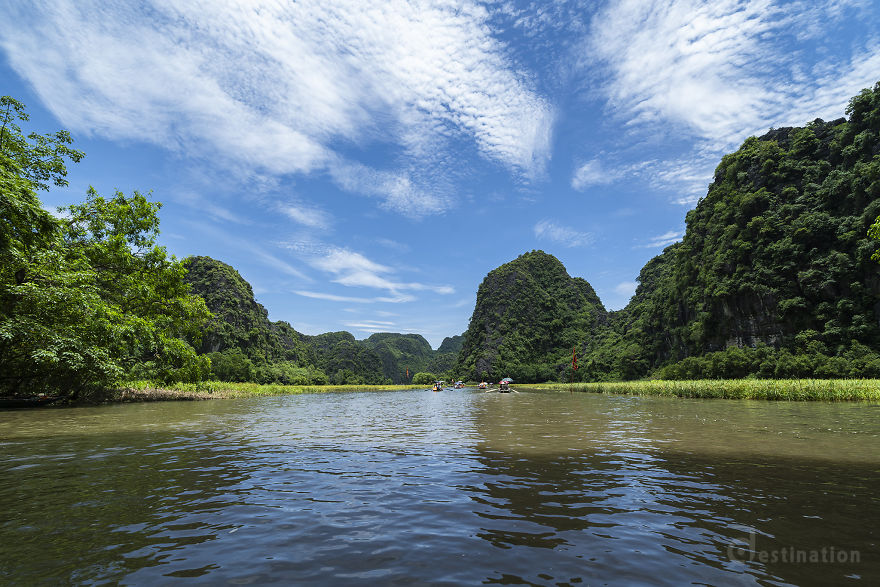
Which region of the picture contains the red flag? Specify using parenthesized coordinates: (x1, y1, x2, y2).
(572, 347, 578, 370)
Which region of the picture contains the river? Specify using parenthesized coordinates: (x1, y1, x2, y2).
(1, 389, 878, 584)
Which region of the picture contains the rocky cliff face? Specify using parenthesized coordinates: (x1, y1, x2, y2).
(613, 83, 880, 371)
(456, 250, 606, 381)
(182, 255, 310, 363)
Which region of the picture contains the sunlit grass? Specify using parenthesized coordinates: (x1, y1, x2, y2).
(118, 380, 426, 401)
(527, 379, 880, 401)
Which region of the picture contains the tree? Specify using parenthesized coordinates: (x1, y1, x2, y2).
(412, 372, 436, 385)
(0, 97, 210, 398)
(0, 96, 84, 191)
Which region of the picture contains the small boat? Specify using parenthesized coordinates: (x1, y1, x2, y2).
(432, 381, 443, 392)
(0, 394, 61, 409)
(478, 382, 487, 389)
(454, 381, 464, 389)
(498, 377, 513, 393)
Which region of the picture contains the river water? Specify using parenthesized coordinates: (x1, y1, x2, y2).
(1, 389, 878, 585)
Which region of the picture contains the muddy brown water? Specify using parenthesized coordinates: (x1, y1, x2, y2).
(1, 389, 878, 584)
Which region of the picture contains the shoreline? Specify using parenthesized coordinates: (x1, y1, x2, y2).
(112, 382, 427, 403)
(22, 379, 880, 406)
(528, 379, 880, 401)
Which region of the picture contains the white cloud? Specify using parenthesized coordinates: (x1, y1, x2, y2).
(175, 190, 247, 224)
(326, 158, 453, 218)
(279, 202, 331, 230)
(0, 0, 555, 215)
(637, 230, 684, 249)
(186, 219, 311, 280)
(293, 290, 414, 304)
(344, 320, 398, 333)
(307, 247, 455, 298)
(571, 159, 615, 190)
(588, 0, 793, 145)
(534, 219, 594, 247)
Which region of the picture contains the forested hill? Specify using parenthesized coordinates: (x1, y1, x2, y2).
(456, 83, 880, 382)
(182, 256, 459, 384)
(591, 82, 880, 380)
(455, 250, 607, 381)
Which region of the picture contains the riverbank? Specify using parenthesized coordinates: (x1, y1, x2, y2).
(529, 379, 880, 401)
(113, 381, 426, 402)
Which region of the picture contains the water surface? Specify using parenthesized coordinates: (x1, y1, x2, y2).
(1, 389, 878, 584)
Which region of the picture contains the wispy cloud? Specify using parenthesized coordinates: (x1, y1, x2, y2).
(1, 0, 555, 216)
(344, 320, 397, 334)
(584, 0, 880, 204)
(175, 190, 248, 224)
(185, 219, 311, 280)
(307, 247, 455, 298)
(613, 281, 638, 297)
(534, 219, 594, 247)
(637, 230, 684, 249)
(293, 290, 413, 304)
(571, 159, 615, 190)
(278, 201, 332, 230)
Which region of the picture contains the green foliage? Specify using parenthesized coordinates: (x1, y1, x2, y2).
(362, 332, 434, 383)
(456, 250, 606, 382)
(0, 99, 209, 396)
(592, 81, 880, 380)
(412, 372, 436, 385)
(0, 96, 84, 191)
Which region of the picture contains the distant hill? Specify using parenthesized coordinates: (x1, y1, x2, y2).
(182, 256, 313, 365)
(455, 250, 607, 381)
(362, 333, 435, 383)
(182, 256, 460, 383)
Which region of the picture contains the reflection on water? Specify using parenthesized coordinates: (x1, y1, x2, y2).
(1, 390, 878, 584)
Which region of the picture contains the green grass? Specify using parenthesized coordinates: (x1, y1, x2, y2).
(117, 380, 426, 401)
(527, 379, 880, 401)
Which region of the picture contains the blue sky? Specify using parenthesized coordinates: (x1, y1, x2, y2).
(2, 0, 878, 347)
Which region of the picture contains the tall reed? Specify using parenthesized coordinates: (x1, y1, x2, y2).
(528, 379, 880, 401)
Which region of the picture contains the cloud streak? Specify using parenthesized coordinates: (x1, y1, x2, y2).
(306, 247, 455, 300)
(534, 219, 594, 248)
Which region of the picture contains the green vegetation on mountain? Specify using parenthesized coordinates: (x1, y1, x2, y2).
(362, 333, 434, 383)
(430, 335, 464, 375)
(455, 250, 606, 382)
(182, 259, 447, 385)
(304, 331, 387, 384)
(587, 82, 880, 379)
(456, 82, 880, 382)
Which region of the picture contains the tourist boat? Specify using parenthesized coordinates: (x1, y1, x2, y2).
(454, 381, 464, 389)
(478, 382, 487, 389)
(0, 394, 60, 409)
(432, 381, 443, 392)
(498, 377, 513, 393)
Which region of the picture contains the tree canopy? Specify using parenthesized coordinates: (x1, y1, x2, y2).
(0, 97, 209, 398)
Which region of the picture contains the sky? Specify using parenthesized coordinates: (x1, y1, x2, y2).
(1, 0, 878, 348)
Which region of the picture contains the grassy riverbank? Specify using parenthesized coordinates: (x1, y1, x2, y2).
(529, 379, 880, 401)
(115, 380, 425, 402)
